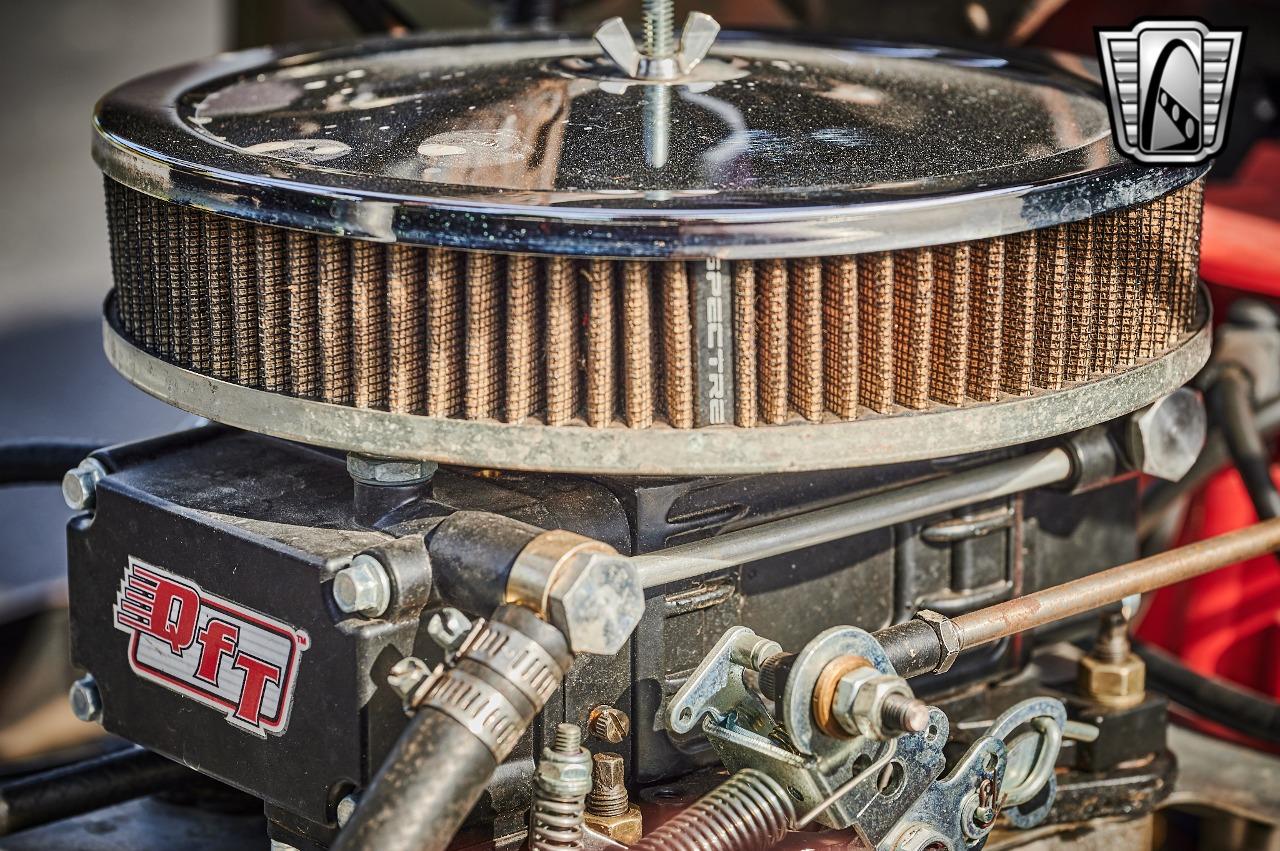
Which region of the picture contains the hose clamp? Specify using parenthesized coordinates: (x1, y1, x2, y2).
(418, 667, 525, 760)
(458, 618, 564, 706)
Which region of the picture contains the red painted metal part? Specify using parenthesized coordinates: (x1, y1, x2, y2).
(1136, 141, 1280, 743)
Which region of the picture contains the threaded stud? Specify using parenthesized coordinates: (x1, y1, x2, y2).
(553, 722, 583, 753)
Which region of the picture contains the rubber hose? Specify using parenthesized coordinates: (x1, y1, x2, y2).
(328, 707, 498, 851)
(1212, 367, 1280, 521)
(0, 439, 101, 486)
(1135, 641, 1280, 746)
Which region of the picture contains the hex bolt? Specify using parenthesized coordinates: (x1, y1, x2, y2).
(332, 554, 393, 618)
(427, 608, 472, 654)
(68, 674, 103, 723)
(336, 793, 359, 827)
(880, 693, 930, 735)
(62, 458, 106, 512)
(587, 753, 629, 817)
(346, 453, 437, 486)
(588, 705, 631, 744)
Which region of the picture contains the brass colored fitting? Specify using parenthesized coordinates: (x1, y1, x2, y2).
(584, 753, 643, 844)
(1078, 613, 1146, 709)
(1078, 653, 1146, 709)
(584, 806, 643, 846)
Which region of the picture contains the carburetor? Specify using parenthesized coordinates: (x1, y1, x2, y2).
(32, 4, 1248, 850)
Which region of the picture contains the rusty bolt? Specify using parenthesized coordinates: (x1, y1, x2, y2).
(585, 752, 643, 844)
(588, 705, 631, 744)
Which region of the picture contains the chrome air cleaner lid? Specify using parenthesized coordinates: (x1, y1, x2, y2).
(93, 29, 1200, 259)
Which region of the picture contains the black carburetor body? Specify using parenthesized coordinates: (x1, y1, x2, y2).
(67, 425, 1135, 846)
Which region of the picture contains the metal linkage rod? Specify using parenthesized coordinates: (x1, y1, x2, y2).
(951, 517, 1280, 650)
(634, 448, 1074, 589)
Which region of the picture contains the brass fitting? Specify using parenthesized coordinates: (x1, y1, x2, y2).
(1078, 612, 1146, 709)
(584, 753, 643, 844)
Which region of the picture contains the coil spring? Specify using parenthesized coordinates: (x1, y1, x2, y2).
(530, 724, 589, 851)
(632, 769, 795, 851)
(530, 793, 585, 851)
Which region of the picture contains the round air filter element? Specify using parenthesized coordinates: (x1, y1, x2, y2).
(93, 30, 1209, 474)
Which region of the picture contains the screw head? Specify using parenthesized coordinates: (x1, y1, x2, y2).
(332, 554, 392, 617)
(588, 705, 631, 744)
(427, 607, 472, 653)
(62, 458, 105, 511)
(69, 674, 103, 723)
(1128, 388, 1206, 482)
(336, 793, 358, 827)
(387, 656, 433, 704)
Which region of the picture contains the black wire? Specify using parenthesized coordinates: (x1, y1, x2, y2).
(1212, 366, 1280, 521)
(0, 439, 102, 486)
(1135, 640, 1280, 746)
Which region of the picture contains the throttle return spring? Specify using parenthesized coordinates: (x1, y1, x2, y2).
(529, 724, 590, 851)
(632, 769, 795, 851)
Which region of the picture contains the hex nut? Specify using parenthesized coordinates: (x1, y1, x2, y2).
(346, 454, 437, 485)
(547, 551, 645, 656)
(537, 756, 593, 798)
(1078, 654, 1146, 709)
(585, 806, 644, 845)
(850, 674, 912, 741)
(1127, 389, 1206, 482)
(915, 609, 962, 673)
(332, 555, 393, 617)
(831, 666, 878, 737)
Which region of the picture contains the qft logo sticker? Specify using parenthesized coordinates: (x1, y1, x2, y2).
(113, 558, 309, 738)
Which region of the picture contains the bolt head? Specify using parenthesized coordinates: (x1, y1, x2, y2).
(591, 752, 626, 787)
(1128, 389, 1206, 482)
(387, 656, 432, 703)
(62, 459, 105, 511)
(336, 793, 358, 827)
(332, 555, 392, 617)
(547, 552, 644, 656)
(346, 454, 437, 485)
(69, 674, 103, 723)
(427, 607, 471, 652)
